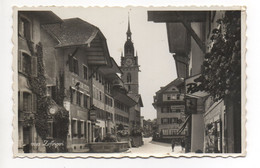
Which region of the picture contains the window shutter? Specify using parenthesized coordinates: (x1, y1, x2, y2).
(32, 93, 37, 112)
(84, 122, 87, 138)
(18, 51, 23, 72)
(31, 56, 37, 77)
(18, 91, 23, 111)
(75, 60, 79, 75)
(69, 56, 73, 72)
(18, 18, 24, 37)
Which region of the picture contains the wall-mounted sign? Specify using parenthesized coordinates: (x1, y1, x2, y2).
(170, 105, 185, 110)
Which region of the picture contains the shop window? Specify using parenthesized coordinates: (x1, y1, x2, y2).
(83, 65, 88, 80)
(71, 120, 77, 138)
(77, 121, 84, 138)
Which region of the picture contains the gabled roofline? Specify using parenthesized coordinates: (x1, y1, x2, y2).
(155, 78, 184, 95)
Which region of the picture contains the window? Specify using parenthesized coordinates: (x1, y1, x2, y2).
(99, 74, 102, 83)
(70, 88, 75, 104)
(22, 53, 31, 75)
(19, 17, 31, 40)
(177, 94, 180, 100)
(69, 57, 78, 75)
(99, 91, 102, 101)
(83, 95, 88, 108)
(161, 118, 169, 125)
(175, 109, 181, 113)
(167, 95, 170, 100)
(96, 72, 99, 81)
(170, 118, 178, 124)
(23, 92, 31, 112)
(83, 65, 88, 80)
(76, 91, 82, 106)
(105, 95, 113, 107)
(46, 86, 56, 100)
(84, 122, 87, 138)
(47, 121, 53, 138)
(77, 121, 82, 138)
(73, 58, 78, 75)
(72, 120, 77, 138)
(127, 73, 131, 83)
(128, 85, 131, 91)
(167, 106, 171, 113)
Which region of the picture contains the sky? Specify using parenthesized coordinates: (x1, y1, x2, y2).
(52, 7, 178, 120)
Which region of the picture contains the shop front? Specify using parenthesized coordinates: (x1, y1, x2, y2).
(203, 99, 226, 153)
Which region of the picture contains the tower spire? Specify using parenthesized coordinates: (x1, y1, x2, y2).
(126, 12, 132, 40)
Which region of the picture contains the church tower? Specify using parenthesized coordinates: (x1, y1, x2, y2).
(121, 16, 140, 94)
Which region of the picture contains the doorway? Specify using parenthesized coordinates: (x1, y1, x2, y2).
(23, 126, 32, 153)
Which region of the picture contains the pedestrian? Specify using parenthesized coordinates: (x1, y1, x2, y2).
(171, 139, 175, 152)
(181, 139, 185, 151)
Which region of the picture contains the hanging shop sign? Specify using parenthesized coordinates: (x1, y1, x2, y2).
(185, 97, 197, 114)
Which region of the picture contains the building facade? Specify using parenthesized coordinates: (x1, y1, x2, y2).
(42, 18, 114, 152)
(17, 11, 63, 153)
(17, 11, 143, 153)
(148, 11, 241, 153)
(153, 78, 187, 140)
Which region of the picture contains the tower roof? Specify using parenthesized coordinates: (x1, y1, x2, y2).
(127, 13, 131, 35)
(124, 13, 134, 56)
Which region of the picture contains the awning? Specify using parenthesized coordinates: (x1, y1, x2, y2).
(177, 115, 191, 135)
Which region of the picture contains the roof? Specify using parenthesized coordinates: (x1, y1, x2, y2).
(42, 18, 99, 48)
(128, 94, 144, 107)
(147, 11, 207, 23)
(43, 17, 112, 66)
(19, 11, 63, 24)
(112, 91, 137, 107)
(155, 78, 184, 95)
(99, 57, 122, 75)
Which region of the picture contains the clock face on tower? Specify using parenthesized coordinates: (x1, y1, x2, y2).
(125, 58, 133, 66)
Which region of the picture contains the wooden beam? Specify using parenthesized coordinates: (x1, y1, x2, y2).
(148, 11, 207, 23)
(176, 12, 206, 53)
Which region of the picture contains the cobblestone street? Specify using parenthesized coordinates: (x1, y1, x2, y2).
(128, 137, 184, 154)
